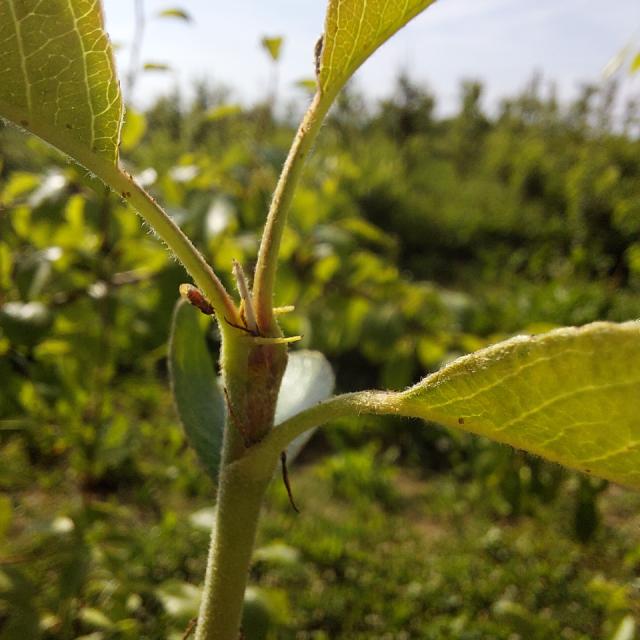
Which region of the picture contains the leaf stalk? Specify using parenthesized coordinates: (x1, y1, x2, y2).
(252, 91, 332, 335)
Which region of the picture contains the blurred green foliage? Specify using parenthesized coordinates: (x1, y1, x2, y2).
(1, 73, 639, 637)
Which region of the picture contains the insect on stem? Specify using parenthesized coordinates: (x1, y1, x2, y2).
(179, 283, 215, 316)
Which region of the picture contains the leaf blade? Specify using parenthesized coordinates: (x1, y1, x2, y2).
(276, 351, 335, 461)
(261, 36, 283, 62)
(169, 300, 225, 482)
(318, 0, 436, 96)
(158, 8, 192, 22)
(0, 0, 123, 166)
(397, 322, 640, 489)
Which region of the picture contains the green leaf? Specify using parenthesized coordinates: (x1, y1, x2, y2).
(143, 62, 171, 72)
(318, 0, 436, 96)
(611, 615, 636, 640)
(276, 350, 335, 461)
(156, 580, 201, 622)
(294, 78, 317, 93)
(397, 322, 640, 490)
(204, 104, 242, 121)
(631, 52, 640, 74)
(261, 36, 283, 62)
(0, 0, 123, 167)
(169, 300, 224, 482)
(157, 7, 192, 22)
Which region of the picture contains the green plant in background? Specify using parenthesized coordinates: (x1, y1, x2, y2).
(1, 2, 640, 639)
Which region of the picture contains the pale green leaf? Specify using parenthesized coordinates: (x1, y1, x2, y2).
(318, 0, 436, 96)
(204, 104, 242, 121)
(157, 8, 192, 22)
(397, 322, 640, 490)
(169, 300, 224, 482)
(275, 350, 335, 461)
(156, 580, 201, 621)
(0, 0, 123, 166)
(294, 78, 317, 93)
(143, 62, 171, 72)
(611, 615, 636, 640)
(261, 36, 283, 62)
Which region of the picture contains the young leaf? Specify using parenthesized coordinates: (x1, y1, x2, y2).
(0, 0, 123, 167)
(318, 0, 436, 97)
(275, 351, 335, 461)
(143, 62, 171, 72)
(261, 36, 283, 62)
(157, 8, 192, 22)
(169, 300, 225, 482)
(396, 322, 640, 490)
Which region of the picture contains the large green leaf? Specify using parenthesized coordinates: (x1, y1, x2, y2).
(0, 0, 123, 167)
(276, 350, 335, 461)
(397, 322, 640, 489)
(318, 0, 436, 97)
(169, 300, 225, 482)
(266, 322, 640, 492)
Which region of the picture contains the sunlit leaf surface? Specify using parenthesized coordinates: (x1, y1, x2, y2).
(397, 322, 640, 489)
(318, 0, 436, 96)
(0, 0, 122, 166)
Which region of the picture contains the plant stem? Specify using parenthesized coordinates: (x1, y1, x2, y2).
(102, 166, 241, 327)
(194, 454, 274, 640)
(253, 91, 331, 335)
(0, 99, 239, 329)
(244, 390, 404, 469)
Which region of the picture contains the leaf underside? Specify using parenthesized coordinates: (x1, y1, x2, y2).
(318, 0, 436, 96)
(169, 300, 225, 482)
(397, 322, 640, 490)
(0, 0, 122, 166)
(276, 350, 335, 461)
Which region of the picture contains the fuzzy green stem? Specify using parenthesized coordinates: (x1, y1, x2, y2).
(104, 167, 240, 327)
(252, 91, 331, 335)
(243, 390, 404, 471)
(194, 449, 275, 640)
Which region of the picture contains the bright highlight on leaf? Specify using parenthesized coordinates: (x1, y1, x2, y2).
(318, 0, 436, 96)
(396, 322, 640, 490)
(275, 350, 335, 461)
(0, 0, 123, 167)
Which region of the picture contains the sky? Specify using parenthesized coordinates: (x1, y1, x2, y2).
(102, 0, 640, 115)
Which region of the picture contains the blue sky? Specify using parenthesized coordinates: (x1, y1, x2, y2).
(102, 0, 640, 114)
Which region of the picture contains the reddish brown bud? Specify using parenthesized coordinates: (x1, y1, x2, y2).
(179, 284, 215, 316)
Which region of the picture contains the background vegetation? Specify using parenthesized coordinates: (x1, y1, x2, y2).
(1, 67, 640, 638)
